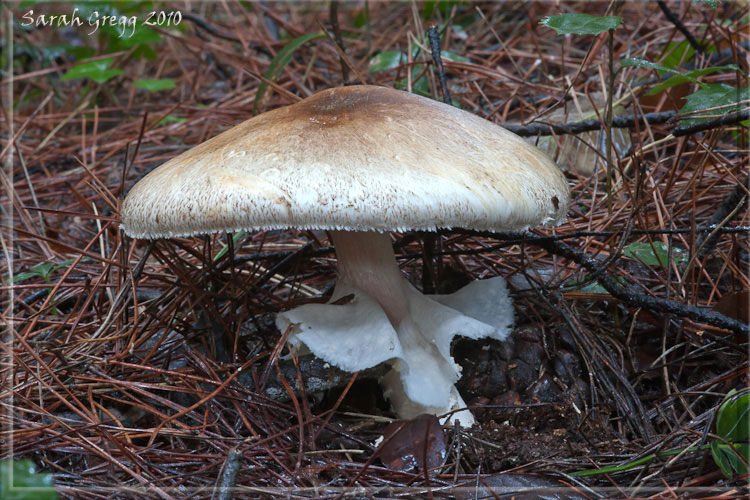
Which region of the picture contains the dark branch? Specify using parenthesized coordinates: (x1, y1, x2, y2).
(657, 0, 704, 54)
(504, 108, 747, 138)
(503, 111, 676, 137)
(533, 238, 749, 337)
(693, 175, 750, 260)
(427, 24, 452, 106)
(673, 110, 750, 137)
(329, 1, 349, 84)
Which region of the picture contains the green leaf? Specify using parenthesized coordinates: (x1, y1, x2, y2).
(134, 78, 176, 91)
(115, 1, 155, 15)
(19, 0, 58, 9)
(368, 50, 405, 73)
(622, 58, 686, 76)
(422, 0, 466, 19)
(422, 0, 438, 19)
(369, 49, 466, 75)
(86, 68, 124, 84)
(577, 281, 608, 294)
(37, 43, 69, 63)
(439, 50, 468, 63)
(8, 259, 83, 283)
(540, 13, 622, 36)
(30, 262, 56, 277)
(568, 275, 626, 294)
(132, 44, 158, 60)
(158, 115, 186, 125)
(0, 460, 58, 500)
(646, 65, 740, 96)
(66, 46, 96, 60)
(60, 58, 123, 84)
(253, 32, 325, 113)
(108, 25, 162, 51)
(623, 241, 687, 267)
(353, 9, 368, 29)
(393, 63, 431, 97)
(661, 41, 695, 70)
(711, 390, 750, 480)
(214, 231, 246, 262)
(679, 83, 750, 126)
(9, 272, 39, 284)
(696, 0, 718, 8)
(621, 58, 704, 88)
(412, 72, 431, 94)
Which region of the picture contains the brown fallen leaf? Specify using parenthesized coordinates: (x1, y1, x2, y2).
(378, 414, 447, 473)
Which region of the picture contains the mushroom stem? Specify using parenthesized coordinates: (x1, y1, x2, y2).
(277, 231, 514, 426)
(329, 231, 409, 327)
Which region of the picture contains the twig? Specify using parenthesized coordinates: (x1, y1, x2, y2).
(443, 225, 749, 243)
(534, 238, 749, 337)
(212, 448, 243, 500)
(605, 25, 616, 211)
(329, 1, 349, 84)
(505, 108, 746, 138)
(317, 20, 368, 85)
(657, 0, 704, 54)
(693, 175, 750, 259)
(503, 111, 676, 136)
(427, 24, 451, 105)
(672, 110, 750, 137)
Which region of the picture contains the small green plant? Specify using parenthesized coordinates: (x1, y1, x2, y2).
(133, 78, 177, 92)
(10, 260, 74, 284)
(368, 46, 467, 98)
(17, 2, 174, 94)
(60, 57, 124, 84)
(9, 259, 85, 315)
(0, 460, 58, 500)
(711, 389, 750, 481)
(679, 84, 750, 126)
(621, 39, 745, 127)
(568, 275, 627, 295)
(421, 0, 468, 20)
(695, 0, 718, 8)
(571, 390, 749, 479)
(540, 13, 622, 36)
(621, 58, 738, 96)
(622, 241, 688, 267)
(368, 50, 405, 73)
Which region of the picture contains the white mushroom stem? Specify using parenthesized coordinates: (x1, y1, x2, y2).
(330, 231, 409, 326)
(277, 231, 515, 426)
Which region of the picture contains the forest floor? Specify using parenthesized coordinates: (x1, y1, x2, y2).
(2, 1, 749, 498)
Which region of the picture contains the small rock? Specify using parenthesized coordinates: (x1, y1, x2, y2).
(508, 360, 537, 392)
(517, 325, 543, 343)
(529, 373, 562, 403)
(515, 340, 544, 366)
(553, 350, 580, 385)
(491, 390, 521, 407)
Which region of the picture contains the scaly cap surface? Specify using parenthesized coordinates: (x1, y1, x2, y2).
(121, 85, 569, 238)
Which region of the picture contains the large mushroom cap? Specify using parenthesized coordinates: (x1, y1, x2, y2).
(121, 85, 569, 238)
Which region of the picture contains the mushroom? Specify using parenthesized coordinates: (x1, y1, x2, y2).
(121, 85, 569, 426)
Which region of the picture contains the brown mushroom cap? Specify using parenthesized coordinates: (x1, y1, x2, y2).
(121, 85, 569, 238)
